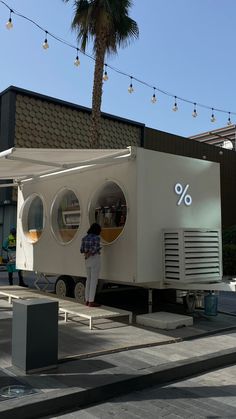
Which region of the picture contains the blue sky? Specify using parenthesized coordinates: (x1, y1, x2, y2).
(0, 0, 235, 138)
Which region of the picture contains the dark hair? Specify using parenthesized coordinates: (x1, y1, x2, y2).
(87, 223, 101, 235)
(10, 227, 16, 235)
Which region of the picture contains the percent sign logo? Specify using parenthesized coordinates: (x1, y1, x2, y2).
(174, 183, 192, 206)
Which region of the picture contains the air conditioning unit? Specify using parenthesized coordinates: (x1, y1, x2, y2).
(163, 228, 222, 283)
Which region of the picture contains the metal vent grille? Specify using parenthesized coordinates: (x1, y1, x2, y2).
(163, 229, 222, 283)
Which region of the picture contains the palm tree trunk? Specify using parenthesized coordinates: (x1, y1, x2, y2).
(91, 35, 106, 148)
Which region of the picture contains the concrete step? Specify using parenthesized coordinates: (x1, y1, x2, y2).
(136, 311, 193, 330)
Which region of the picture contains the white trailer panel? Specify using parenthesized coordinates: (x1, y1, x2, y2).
(0, 146, 222, 289)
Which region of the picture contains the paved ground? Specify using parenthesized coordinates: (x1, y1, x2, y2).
(42, 364, 236, 418)
(1, 270, 236, 418)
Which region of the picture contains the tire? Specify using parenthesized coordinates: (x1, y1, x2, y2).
(55, 276, 73, 298)
(74, 279, 85, 303)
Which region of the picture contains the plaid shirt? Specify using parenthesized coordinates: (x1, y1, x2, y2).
(80, 234, 101, 258)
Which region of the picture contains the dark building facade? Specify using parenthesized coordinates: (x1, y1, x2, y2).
(0, 85, 236, 252)
(0, 86, 144, 249)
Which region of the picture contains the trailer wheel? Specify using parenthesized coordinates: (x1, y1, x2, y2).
(74, 279, 85, 303)
(55, 276, 72, 298)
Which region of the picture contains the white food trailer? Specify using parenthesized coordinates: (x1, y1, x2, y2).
(0, 146, 235, 304)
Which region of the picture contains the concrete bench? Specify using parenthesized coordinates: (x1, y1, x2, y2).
(0, 286, 133, 330)
(58, 302, 133, 330)
(0, 286, 43, 304)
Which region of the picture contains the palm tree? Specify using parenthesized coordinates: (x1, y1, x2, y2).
(63, 0, 139, 148)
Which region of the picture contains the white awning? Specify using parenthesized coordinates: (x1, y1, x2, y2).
(0, 147, 132, 183)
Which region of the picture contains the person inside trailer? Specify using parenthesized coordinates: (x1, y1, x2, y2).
(2, 227, 28, 287)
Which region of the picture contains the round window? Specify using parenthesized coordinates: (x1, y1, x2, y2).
(22, 195, 44, 243)
(89, 181, 127, 244)
(51, 189, 80, 243)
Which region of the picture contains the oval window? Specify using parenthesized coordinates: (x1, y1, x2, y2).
(51, 189, 80, 243)
(89, 181, 127, 244)
(22, 194, 44, 243)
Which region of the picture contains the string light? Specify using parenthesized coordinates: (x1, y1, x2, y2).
(1, 0, 236, 125)
(74, 48, 80, 67)
(42, 31, 49, 49)
(172, 96, 178, 112)
(211, 108, 216, 123)
(128, 76, 134, 93)
(5, 9, 13, 29)
(103, 64, 108, 81)
(151, 88, 157, 103)
(192, 103, 197, 118)
(227, 112, 232, 126)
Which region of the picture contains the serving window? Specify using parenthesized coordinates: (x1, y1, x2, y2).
(89, 181, 127, 244)
(22, 194, 44, 243)
(51, 189, 80, 243)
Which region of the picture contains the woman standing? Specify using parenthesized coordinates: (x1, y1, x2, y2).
(80, 223, 101, 307)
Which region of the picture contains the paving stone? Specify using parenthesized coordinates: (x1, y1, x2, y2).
(1, 279, 236, 418)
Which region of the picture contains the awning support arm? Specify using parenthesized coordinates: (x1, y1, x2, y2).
(5, 155, 66, 169)
(0, 183, 18, 188)
(64, 148, 132, 169)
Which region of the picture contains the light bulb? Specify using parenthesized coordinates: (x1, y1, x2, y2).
(151, 94, 157, 104)
(103, 64, 109, 81)
(42, 32, 49, 49)
(227, 113, 232, 126)
(43, 39, 49, 49)
(103, 71, 108, 81)
(6, 18, 13, 30)
(172, 102, 178, 112)
(210, 109, 216, 123)
(151, 88, 157, 103)
(128, 84, 134, 93)
(128, 77, 134, 93)
(192, 103, 197, 117)
(74, 56, 80, 67)
(172, 96, 178, 111)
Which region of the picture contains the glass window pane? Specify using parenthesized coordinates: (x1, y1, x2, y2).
(22, 195, 44, 243)
(51, 189, 80, 243)
(89, 181, 127, 244)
